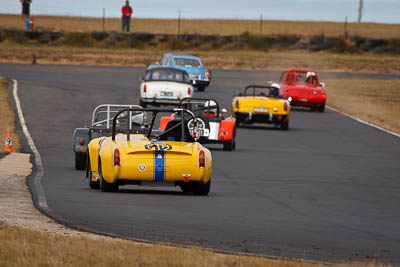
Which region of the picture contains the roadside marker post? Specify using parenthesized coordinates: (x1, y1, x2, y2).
(4, 130, 13, 153)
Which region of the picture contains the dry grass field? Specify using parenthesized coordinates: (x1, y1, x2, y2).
(0, 223, 392, 267)
(0, 78, 20, 152)
(1, 14, 400, 38)
(326, 79, 400, 134)
(1, 44, 399, 74)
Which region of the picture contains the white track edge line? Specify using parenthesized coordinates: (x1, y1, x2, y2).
(326, 105, 400, 138)
(12, 79, 49, 210)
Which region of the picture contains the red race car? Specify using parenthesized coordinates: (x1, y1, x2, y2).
(277, 69, 327, 112)
(160, 98, 237, 151)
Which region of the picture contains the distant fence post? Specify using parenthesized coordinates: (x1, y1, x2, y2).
(103, 8, 105, 31)
(178, 10, 181, 35)
(260, 14, 263, 35)
(344, 16, 348, 39)
(358, 0, 364, 23)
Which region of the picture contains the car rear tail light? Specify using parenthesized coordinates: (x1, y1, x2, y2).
(188, 87, 191, 95)
(284, 102, 288, 111)
(114, 148, 120, 167)
(79, 138, 85, 146)
(199, 150, 206, 168)
(235, 100, 239, 109)
(205, 70, 211, 78)
(143, 84, 147, 93)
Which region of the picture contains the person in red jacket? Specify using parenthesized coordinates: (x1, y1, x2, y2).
(121, 1, 133, 32)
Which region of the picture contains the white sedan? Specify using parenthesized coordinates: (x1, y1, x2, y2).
(140, 67, 194, 107)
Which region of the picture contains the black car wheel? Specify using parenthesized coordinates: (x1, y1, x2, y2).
(87, 158, 99, 189)
(235, 119, 241, 128)
(223, 128, 236, 151)
(139, 100, 147, 108)
(223, 139, 234, 151)
(75, 152, 86, 170)
(99, 160, 118, 192)
(197, 85, 206, 92)
(179, 183, 192, 194)
(281, 120, 289, 130)
(318, 104, 325, 112)
(192, 179, 211, 196)
(232, 127, 237, 150)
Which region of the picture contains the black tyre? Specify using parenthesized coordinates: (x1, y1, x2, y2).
(197, 85, 206, 92)
(223, 140, 233, 151)
(99, 160, 118, 192)
(281, 120, 289, 130)
(232, 127, 237, 150)
(139, 99, 147, 108)
(223, 129, 236, 151)
(75, 152, 86, 170)
(179, 183, 192, 194)
(192, 179, 211, 196)
(235, 118, 241, 128)
(318, 104, 325, 112)
(87, 159, 99, 189)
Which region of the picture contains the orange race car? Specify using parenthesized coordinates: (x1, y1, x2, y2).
(160, 98, 236, 151)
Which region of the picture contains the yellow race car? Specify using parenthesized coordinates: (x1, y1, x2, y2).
(86, 107, 212, 195)
(232, 85, 291, 130)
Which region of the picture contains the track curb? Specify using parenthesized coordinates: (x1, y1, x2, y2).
(327, 105, 400, 138)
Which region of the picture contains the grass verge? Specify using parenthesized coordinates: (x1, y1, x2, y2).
(1, 14, 400, 39)
(326, 79, 400, 134)
(0, 223, 392, 267)
(0, 44, 399, 74)
(0, 78, 20, 153)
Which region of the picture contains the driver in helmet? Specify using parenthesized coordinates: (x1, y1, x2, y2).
(306, 72, 318, 84)
(117, 111, 145, 128)
(268, 83, 281, 98)
(203, 100, 217, 117)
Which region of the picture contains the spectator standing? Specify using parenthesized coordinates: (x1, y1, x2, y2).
(20, 0, 32, 21)
(121, 1, 133, 32)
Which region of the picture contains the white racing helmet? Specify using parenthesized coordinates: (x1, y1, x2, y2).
(131, 112, 145, 125)
(204, 100, 217, 113)
(270, 82, 280, 90)
(118, 110, 145, 125)
(306, 72, 316, 79)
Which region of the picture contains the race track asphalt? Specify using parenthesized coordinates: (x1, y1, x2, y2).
(1, 64, 399, 263)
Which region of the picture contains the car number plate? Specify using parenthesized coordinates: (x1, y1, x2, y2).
(301, 98, 308, 102)
(160, 91, 173, 97)
(158, 91, 177, 99)
(254, 108, 269, 113)
(189, 128, 209, 137)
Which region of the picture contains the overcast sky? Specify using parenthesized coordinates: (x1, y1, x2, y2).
(2, 0, 399, 23)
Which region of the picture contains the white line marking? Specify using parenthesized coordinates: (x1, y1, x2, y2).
(327, 105, 400, 138)
(12, 79, 49, 211)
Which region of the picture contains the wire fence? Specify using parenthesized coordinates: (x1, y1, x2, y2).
(1, 1, 399, 24)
